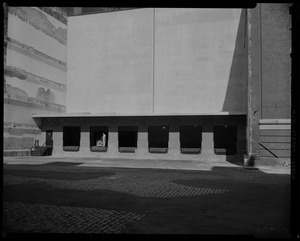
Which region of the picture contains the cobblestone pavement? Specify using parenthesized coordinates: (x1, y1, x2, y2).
(3, 164, 291, 236)
(3, 173, 230, 198)
(3, 202, 145, 233)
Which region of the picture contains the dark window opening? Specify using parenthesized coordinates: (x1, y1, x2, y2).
(213, 125, 237, 155)
(148, 126, 169, 153)
(63, 126, 80, 151)
(90, 126, 108, 151)
(118, 126, 138, 152)
(180, 126, 202, 154)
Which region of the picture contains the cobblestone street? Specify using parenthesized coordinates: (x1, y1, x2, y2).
(4, 202, 144, 234)
(3, 161, 291, 237)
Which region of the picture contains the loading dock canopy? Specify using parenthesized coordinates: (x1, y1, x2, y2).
(32, 112, 247, 118)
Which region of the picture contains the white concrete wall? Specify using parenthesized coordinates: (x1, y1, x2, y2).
(67, 9, 154, 114)
(154, 8, 246, 113)
(67, 8, 247, 114)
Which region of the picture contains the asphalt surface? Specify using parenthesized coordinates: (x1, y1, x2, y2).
(3, 157, 291, 237)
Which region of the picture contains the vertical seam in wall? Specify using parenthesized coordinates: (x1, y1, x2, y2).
(245, 8, 249, 154)
(152, 8, 155, 114)
(244, 8, 248, 114)
(247, 8, 252, 154)
(259, 3, 263, 120)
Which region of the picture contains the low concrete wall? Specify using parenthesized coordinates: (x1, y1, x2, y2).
(258, 119, 291, 166)
(244, 119, 291, 167)
(41, 115, 246, 161)
(3, 150, 30, 157)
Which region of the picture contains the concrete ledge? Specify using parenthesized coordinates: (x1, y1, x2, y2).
(180, 148, 201, 154)
(243, 154, 290, 168)
(214, 149, 236, 155)
(63, 146, 80, 151)
(256, 157, 278, 167)
(32, 112, 247, 118)
(259, 119, 291, 124)
(149, 148, 168, 153)
(119, 147, 136, 153)
(259, 157, 290, 167)
(90, 146, 107, 152)
(259, 125, 290, 130)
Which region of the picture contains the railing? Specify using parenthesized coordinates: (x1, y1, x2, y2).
(258, 143, 278, 158)
(30, 141, 46, 152)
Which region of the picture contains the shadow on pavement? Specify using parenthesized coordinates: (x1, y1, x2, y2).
(41, 162, 85, 166)
(3, 162, 291, 237)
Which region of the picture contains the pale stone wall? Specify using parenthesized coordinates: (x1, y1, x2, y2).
(66, 8, 247, 115)
(67, 9, 153, 114)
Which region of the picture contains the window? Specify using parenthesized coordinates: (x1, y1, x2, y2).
(180, 126, 202, 154)
(63, 126, 80, 151)
(90, 126, 108, 152)
(118, 126, 138, 152)
(148, 126, 169, 153)
(213, 125, 237, 155)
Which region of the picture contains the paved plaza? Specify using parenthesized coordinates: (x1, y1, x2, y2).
(3, 157, 291, 237)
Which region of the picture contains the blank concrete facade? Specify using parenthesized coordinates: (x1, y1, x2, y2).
(66, 8, 247, 114)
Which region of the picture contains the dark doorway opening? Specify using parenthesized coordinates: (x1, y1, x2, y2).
(90, 126, 108, 152)
(213, 125, 237, 155)
(63, 126, 81, 151)
(45, 130, 53, 155)
(46, 130, 53, 147)
(180, 126, 202, 154)
(148, 126, 169, 153)
(118, 126, 138, 153)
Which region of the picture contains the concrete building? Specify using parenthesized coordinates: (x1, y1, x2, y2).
(3, 5, 293, 166)
(3, 7, 68, 156)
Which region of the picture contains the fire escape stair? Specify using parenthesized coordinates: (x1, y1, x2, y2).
(30, 146, 52, 156)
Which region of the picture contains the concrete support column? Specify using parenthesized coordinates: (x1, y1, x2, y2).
(52, 130, 63, 156)
(108, 126, 118, 156)
(169, 125, 180, 158)
(202, 125, 214, 156)
(246, 5, 261, 166)
(137, 126, 148, 157)
(80, 126, 90, 155)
